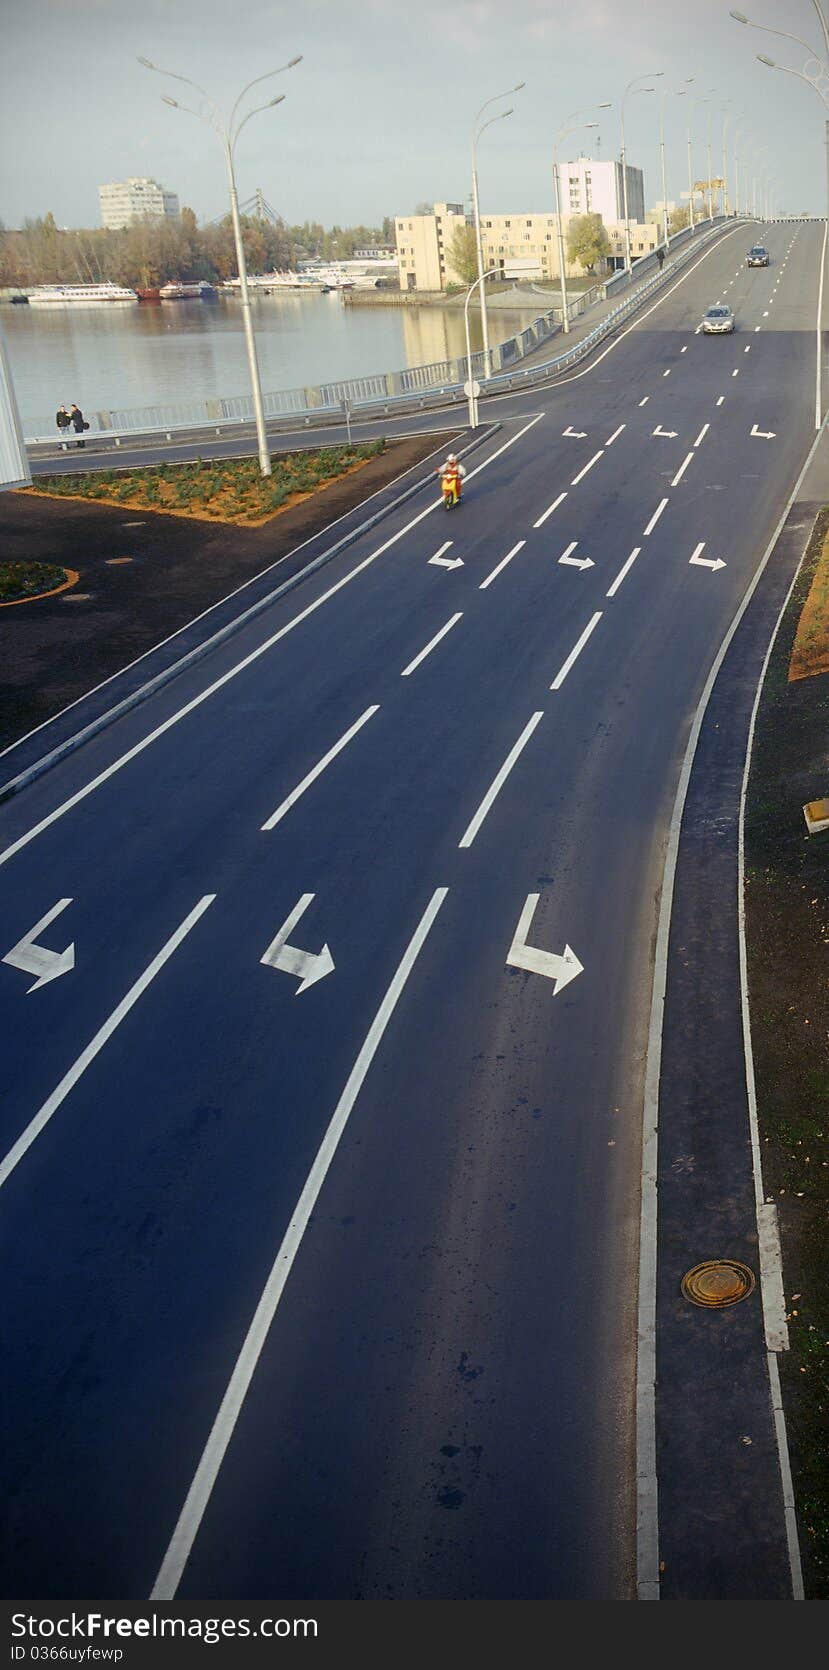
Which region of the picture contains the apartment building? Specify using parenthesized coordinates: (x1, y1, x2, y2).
(557, 156, 645, 226)
(395, 203, 468, 290)
(99, 178, 181, 231)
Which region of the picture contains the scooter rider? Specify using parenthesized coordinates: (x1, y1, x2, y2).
(437, 451, 467, 504)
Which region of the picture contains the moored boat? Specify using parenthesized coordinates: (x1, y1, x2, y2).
(159, 280, 218, 301)
(136, 287, 161, 303)
(27, 282, 138, 306)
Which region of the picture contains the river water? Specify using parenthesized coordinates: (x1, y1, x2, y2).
(2, 292, 544, 437)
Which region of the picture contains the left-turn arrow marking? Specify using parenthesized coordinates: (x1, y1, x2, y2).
(506, 894, 583, 994)
(3, 899, 75, 992)
(261, 894, 334, 994)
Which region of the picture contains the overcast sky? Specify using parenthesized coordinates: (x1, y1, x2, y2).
(1, 0, 825, 229)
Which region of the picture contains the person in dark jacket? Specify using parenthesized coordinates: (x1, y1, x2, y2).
(56, 403, 71, 432)
(69, 403, 87, 447)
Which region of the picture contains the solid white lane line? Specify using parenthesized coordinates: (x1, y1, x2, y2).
(693, 423, 710, 447)
(639, 397, 650, 406)
(261, 706, 380, 830)
(0, 416, 545, 871)
(605, 424, 626, 446)
(571, 449, 604, 485)
(533, 490, 567, 528)
(401, 612, 463, 676)
(458, 712, 544, 848)
(0, 896, 216, 1191)
(716, 395, 725, 406)
(671, 452, 694, 487)
(606, 547, 641, 598)
(550, 612, 603, 690)
(643, 497, 669, 536)
(150, 885, 449, 1601)
(816, 219, 827, 428)
(479, 540, 526, 590)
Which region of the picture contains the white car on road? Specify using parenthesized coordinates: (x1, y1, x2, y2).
(701, 304, 735, 335)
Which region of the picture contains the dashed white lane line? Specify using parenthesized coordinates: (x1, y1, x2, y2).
(261, 705, 380, 830)
(662, 368, 671, 377)
(571, 449, 605, 485)
(681, 346, 688, 353)
(732, 368, 740, 377)
(0, 413, 546, 871)
(533, 491, 567, 528)
(693, 423, 710, 448)
(755, 325, 762, 333)
(716, 396, 725, 406)
(639, 397, 650, 406)
(606, 547, 641, 598)
(480, 540, 526, 590)
(150, 884, 449, 1601)
(671, 451, 694, 487)
(763, 310, 769, 316)
(0, 895, 216, 1191)
(605, 424, 626, 446)
(745, 345, 751, 353)
(401, 612, 463, 676)
(550, 612, 603, 690)
(458, 711, 545, 848)
(643, 497, 669, 536)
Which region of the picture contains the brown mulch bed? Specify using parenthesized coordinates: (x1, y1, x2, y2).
(0, 431, 453, 752)
(744, 504, 829, 1598)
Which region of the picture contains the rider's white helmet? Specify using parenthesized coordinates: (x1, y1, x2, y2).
(447, 453, 457, 462)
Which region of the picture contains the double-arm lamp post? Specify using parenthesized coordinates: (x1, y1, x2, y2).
(552, 104, 611, 331)
(138, 52, 302, 478)
(731, 5, 829, 226)
(471, 82, 525, 380)
(621, 72, 663, 273)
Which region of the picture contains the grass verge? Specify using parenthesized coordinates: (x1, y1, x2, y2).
(25, 441, 386, 527)
(744, 504, 829, 1598)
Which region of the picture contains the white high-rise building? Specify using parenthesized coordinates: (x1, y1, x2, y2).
(557, 155, 645, 226)
(99, 178, 180, 231)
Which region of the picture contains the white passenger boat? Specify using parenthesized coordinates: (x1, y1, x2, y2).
(27, 282, 138, 306)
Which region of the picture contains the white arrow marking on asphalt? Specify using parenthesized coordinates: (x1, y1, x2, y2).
(260, 894, 334, 994)
(689, 542, 726, 572)
(558, 541, 594, 570)
(653, 425, 678, 438)
(562, 425, 587, 437)
(429, 541, 464, 569)
(506, 894, 584, 994)
(3, 899, 75, 992)
(750, 423, 776, 439)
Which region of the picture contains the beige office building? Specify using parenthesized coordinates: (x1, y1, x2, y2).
(99, 178, 180, 231)
(396, 202, 661, 290)
(395, 203, 468, 291)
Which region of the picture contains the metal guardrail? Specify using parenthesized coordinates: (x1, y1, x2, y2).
(26, 217, 737, 452)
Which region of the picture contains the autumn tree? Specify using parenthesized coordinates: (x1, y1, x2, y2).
(668, 205, 690, 234)
(566, 212, 610, 274)
(446, 222, 478, 286)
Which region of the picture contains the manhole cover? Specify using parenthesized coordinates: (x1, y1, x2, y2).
(681, 1260, 756, 1307)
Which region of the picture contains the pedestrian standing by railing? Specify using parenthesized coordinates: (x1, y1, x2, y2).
(55, 403, 70, 433)
(69, 402, 88, 448)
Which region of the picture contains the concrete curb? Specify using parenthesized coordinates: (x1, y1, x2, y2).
(0, 424, 499, 804)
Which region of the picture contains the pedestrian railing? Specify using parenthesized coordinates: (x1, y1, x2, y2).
(25, 217, 737, 451)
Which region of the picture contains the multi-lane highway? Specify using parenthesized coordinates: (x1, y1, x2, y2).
(0, 219, 822, 1601)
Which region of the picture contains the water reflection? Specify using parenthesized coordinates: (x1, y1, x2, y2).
(4, 291, 545, 432)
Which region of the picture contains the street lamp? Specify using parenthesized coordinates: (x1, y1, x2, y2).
(552, 104, 611, 332)
(621, 73, 663, 273)
(138, 52, 303, 477)
(471, 82, 525, 379)
(464, 267, 499, 427)
(722, 105, 742, 215)
(659, 82, 692, 248)
(686, 91, 714, 229)
(731, 6, 829, 227)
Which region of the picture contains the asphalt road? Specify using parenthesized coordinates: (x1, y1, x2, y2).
(0, 219, 822, 1601)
